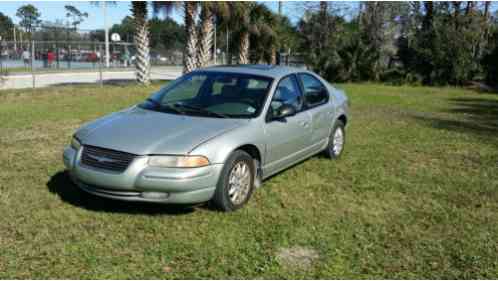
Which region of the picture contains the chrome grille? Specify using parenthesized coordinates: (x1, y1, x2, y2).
(81, 145, 137, 172)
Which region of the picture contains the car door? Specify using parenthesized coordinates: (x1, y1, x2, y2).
(298, 73, 333, 150)
(263, 75, 312, 176)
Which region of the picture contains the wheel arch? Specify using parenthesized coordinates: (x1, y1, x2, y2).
(337, 114, 347, 126)
(234, 144, 262, 163)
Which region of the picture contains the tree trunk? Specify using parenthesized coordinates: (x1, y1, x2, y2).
(483, 1, 491, 41)
(476, 1, 492, 59)
(464, 1, 473, 16)
(271, 46, 277, 65)
(452, 1, 461, 31)
(197, 7, 215, 68)
(238, 31, 249, 64)
(422, 2, 434, 32)
(183, 2, 198, 73)
(132, 2, 150, 85)
(319, 1, 328, 15)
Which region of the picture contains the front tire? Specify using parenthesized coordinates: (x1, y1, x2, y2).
(211, 150, 255, 212)
(325, 120, 346, 159)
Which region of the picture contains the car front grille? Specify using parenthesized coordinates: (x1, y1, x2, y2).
(81, 145, 137, 172)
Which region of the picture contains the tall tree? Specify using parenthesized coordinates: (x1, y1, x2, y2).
(197, 3, 229, 68)
(65, 5, 88, 31)
(227, 2, 252, 64)
(248, 4, 278, 64)
(132, 1, 151, 84)
(148, 17, 186, 51)
(153, 2, 198, 73)
(16, 4, 41, 39)
(0, 12, 14, 41)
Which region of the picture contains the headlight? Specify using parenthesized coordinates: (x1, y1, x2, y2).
(148, 155, 210, 168)
(71, 137, 81, 151)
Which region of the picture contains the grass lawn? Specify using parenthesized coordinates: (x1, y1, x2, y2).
(0, 82, 497, 278)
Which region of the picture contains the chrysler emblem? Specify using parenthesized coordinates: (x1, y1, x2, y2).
(88, 154, 116, 163)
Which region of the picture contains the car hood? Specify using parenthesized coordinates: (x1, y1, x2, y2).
(76, 106, 247, 155)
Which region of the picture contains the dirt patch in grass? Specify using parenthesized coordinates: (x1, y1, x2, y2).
(276, 246, 319, 270)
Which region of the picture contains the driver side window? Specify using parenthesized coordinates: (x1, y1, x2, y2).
(270, 75, 303, 116)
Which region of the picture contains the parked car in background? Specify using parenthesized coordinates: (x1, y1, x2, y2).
(63, 65, 349, 211)
(150, 51, 168, 65)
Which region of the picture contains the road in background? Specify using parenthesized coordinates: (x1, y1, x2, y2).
(0, 66, 182, 89)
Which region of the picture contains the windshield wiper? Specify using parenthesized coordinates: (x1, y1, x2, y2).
(146, 98, 185, 115)
(172, 102, 229, 118)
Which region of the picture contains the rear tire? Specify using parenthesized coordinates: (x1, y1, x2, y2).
(211, 150, 255, 212)
(324, 120, 346, 159)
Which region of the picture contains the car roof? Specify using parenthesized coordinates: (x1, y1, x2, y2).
(196, 64, 310, 79)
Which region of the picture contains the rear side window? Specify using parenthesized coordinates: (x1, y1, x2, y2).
(298, 73, 328, 107)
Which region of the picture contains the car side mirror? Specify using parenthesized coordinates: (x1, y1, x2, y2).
(273, 104, 296, 120)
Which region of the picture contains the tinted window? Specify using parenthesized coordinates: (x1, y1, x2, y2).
(270, 75, 303, 115)
(299, 74, 328, 107)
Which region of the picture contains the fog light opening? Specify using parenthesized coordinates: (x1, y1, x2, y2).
(141, 192, 169, 200)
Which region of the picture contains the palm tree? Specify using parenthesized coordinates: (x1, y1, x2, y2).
(131, 1, 150, 84)
(196, 3, 229, 68)
(154, 2, 198, 74)
(231, 2, 252, 64)
(183, 2, 199, 73)
(248, 4, 278, 64)
(228, 3, 278, 65)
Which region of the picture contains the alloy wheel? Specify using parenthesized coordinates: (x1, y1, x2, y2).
(227, 161, 252, 205)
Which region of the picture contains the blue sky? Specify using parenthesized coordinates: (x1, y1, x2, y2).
(1, 1, 147, 31)
(0, 1, 297, 31)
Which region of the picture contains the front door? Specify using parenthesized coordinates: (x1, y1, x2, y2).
(263, 75, 312, 176)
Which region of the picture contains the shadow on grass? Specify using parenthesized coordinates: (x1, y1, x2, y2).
(47, 171, 197, 216)
(411, 97, 498, 142)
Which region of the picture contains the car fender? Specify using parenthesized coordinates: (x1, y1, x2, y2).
(188, 120, 266, 165)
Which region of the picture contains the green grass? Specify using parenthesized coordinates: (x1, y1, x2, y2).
(0, 82, 497, 278)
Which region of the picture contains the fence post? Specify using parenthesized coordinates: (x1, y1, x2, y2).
(31, 40, 35, 89)
(0, 42, 3, 75)
(68, 44, 71, 69)
(98, 44, 103, 87)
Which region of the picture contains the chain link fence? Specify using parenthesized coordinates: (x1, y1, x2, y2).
(0, 40, 184, 89)
(0, 39, 304, 90)
(0, 41, 132, 72)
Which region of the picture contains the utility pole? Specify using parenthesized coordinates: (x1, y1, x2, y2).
(213, 17, 217, 65)
(31, 40, 35, 89)
(278, 1, 283, 16)
(13, 26, 17, 51)
(103, 1, 110, 68)
(226, 28, 229, 64)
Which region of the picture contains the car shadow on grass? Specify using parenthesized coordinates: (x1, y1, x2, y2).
(47, 171, 197, 216)
(410, 97, 498, 145)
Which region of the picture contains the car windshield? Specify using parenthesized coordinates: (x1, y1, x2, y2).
(139, 72, 274, 118)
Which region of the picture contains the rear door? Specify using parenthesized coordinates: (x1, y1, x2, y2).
(298, 73, 333, 149)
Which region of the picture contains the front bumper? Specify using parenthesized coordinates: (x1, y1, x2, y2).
(63, 146, 222, 204)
